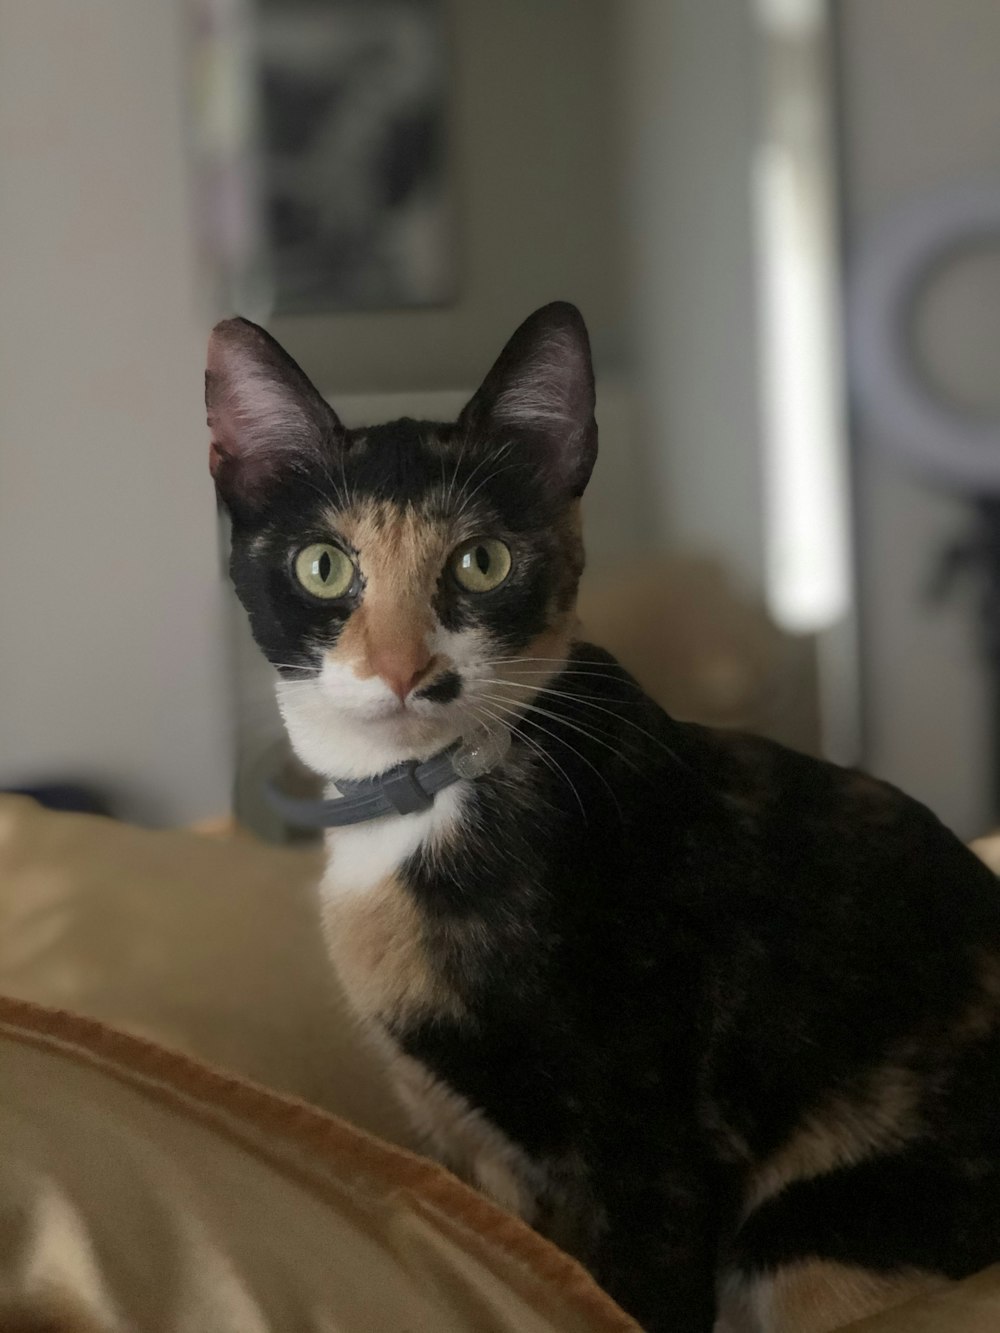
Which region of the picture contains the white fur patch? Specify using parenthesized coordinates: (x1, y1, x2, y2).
(390, 1049, 544, 1221)
(321, 783, 466, 899)
(714, 1270, 764, 1333)
(276, 657, 468, 780)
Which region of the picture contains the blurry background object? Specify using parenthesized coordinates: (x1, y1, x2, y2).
(257, 0, 454, 314)
(751, 0, 857, 764)
(849, 179, 1000, 816)
(578, 554, 819, 754)
(837, 0, 1000, 837)
(190, 0, 266, 316)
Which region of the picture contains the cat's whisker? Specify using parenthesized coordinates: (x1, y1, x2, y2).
(471, 668, 648, 691)
(445, 428, 473, 512)
(481, 657, 626, 671)
(453, 442, 520, 520)
(476, 691, 644, 781)
(476, 692, 624, 817)
(451, 438, 516, 517)
(288, 455, 349, 512)
(469, 698, 588, 821)
(449, 699, 555, 822)
(469, 677, 684, 767)
(455, 463, 524, 519)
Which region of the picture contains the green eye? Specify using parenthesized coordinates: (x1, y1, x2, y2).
(293, 543, 355, 599)
(450, 538, 512, 593)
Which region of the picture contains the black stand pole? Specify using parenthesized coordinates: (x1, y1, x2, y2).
(932, 497, 1000, 822)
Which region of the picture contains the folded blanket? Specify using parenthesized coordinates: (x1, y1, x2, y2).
(0, 993, 636, 1332)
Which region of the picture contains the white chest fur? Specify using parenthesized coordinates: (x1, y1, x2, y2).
(320, 783, 467, 899)
(317, 786, 544, 1224)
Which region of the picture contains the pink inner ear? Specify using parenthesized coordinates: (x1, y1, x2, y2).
(492, 327, 585, 434)
(206, 319, 338, 502)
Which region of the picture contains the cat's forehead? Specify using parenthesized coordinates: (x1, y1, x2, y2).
(330, 417, 534, 528)
(327, 496, 461, 560)
(339, 417, 458, 503)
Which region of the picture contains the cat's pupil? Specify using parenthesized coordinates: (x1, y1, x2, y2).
(474, 545, 490, 575)
(318, 551, 332, 582)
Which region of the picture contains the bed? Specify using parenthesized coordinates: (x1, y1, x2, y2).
(1, 792, 999, 1330)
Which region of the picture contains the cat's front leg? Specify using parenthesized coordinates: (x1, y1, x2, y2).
(590, 1155, 724, 1333)
(388, 1048, 548, 1223)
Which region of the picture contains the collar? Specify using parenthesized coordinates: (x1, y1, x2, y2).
(264, 727, 511, 830)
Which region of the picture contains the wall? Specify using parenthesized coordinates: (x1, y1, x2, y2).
(272, 0, 623, 397)
(839, 0, 1000, 837)
(0, 0, 232, 824)
(618, 0, 766, 590)
(0, 0, 626, 825)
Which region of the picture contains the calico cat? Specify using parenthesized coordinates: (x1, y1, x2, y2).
(207, 302, 1000, 1332)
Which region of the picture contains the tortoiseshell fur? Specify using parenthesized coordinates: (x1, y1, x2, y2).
(209, 304, 1000, 1332)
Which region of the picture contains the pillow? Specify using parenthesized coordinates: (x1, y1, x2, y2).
(0, 793, 408, 1143)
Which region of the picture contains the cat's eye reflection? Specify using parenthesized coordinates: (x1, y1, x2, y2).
(450, 538, 512, 593)
(293, 543, 356, 600)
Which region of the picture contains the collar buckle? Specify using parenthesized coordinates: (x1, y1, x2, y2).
(380, 761, 435, 816)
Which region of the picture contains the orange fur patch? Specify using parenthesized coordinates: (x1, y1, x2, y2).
(329, 502, 446, 681)
(742, 1067, 923, 1219)
(722, 1260, 948, 1333)
(322, 873, 463, 1028)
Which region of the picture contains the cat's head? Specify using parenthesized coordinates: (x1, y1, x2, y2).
(206, 302, 597, 779)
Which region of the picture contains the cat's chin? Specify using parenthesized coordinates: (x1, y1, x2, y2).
(275, 679, 470, 781)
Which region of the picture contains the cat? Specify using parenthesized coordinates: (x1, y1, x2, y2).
(207, 302, 1000, 1332)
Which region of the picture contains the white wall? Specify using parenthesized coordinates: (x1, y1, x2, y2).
(618, 0, 766, 587)
(840, 0, 1000, 837)
(0, 0, 233, 824)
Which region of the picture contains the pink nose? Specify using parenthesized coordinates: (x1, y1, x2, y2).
(372, 648, 433, 701)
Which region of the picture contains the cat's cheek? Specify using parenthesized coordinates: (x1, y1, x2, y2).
(429, 623, 494, 672)
(317, 656, 400, 720)
(275, 679, 351, 777)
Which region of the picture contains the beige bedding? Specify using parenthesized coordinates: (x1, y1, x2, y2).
(0, 795, 634, 1331)
(1, 793, 1000, 1331)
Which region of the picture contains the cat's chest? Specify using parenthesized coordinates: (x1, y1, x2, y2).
(317, 800, 548, 1225)
(321, 783, 466, 899)
(319, 779, 496, 1023)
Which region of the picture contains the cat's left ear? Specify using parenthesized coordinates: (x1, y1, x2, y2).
(206, 317, 343, 516)
(459, 302, 598, 498)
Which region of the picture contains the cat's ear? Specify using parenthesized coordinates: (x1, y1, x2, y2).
(206, 317, 343, 515)
(459, 302, 597, 497)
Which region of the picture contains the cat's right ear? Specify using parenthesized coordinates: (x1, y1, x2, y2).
(206, 317, 342, 516)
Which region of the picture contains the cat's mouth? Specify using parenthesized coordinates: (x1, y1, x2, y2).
(276, 665, 478, 780)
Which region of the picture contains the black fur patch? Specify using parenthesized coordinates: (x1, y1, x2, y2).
(416, 670, 463, 704)
(214, 309, 1000, 1332)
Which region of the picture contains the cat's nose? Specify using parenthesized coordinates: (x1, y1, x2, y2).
(372, 647, 433, 702)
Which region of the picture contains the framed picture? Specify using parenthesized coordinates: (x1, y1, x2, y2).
(260, 0, 456, 314)
(192, 0, 456, 316)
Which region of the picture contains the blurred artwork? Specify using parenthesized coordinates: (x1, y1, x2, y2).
(256, 0, 455, 314)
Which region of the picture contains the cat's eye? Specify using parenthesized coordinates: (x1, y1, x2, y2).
(450, 538, 512, 593)
(293, 543, 356, 599)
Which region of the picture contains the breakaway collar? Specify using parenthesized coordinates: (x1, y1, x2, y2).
(264, 728, 511, 830)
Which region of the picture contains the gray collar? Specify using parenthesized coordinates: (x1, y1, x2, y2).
(264, 728, 511, 830)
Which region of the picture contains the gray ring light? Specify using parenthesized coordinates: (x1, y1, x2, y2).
(849, 181, 1000, 494)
